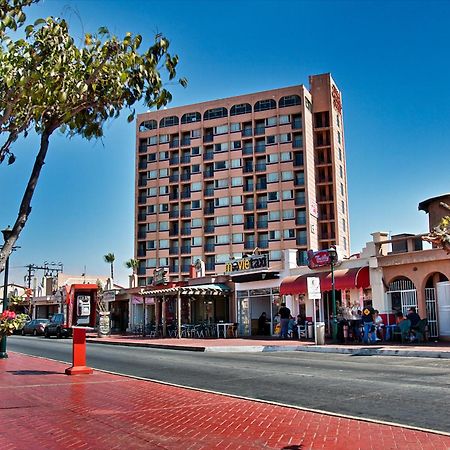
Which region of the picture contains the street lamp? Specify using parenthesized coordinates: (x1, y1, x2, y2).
(328, 246, 338, 343)
(0, 226, 13, 359)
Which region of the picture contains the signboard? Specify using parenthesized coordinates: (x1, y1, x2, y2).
(152, 267, 168, 286)
(307, 250, 331, 269)
(102, 290, 116, 302)
(309, 200, 318, 219)
(307, 277, 321, 300)
(225, 254, 269, 274)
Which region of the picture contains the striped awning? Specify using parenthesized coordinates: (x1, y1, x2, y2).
(141, 284, 231, 297)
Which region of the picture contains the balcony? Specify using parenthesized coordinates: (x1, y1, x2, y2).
(181, 138, 191, 147)
(296, 216, 307, 226)
(169, 229, 179, 236)
(203, 134, 213, 143)
(244, 223, 255, 230)
(138, 161, 147, 170)
(242, 147, 253, 155)
(296, 237, 308, 246)
(169, 192, 179, 201)
(181, 265, 191, 273)
(180, 228, 191, 236)
(181, 191, 191, 199)
(257, 240, 269, 249)
(294, 177, 305, 187)
(204, 244, 215, 252)
(180, 209, 191, 218)
(257, 221, 268, 229)
(139, 144, 147, 153)
(169, 210, 179, 218)
(137, 214, 147, 221)
(255, 182, 267, 190)
(169, 157, 179, 165)
(255, 163, 266, 172)
(293, 139, 303, 149)
(204, 225, 215, 233)
(244, 241, 256, 250)
(204, 152, 214, 161)
(292, 119, 302, 130)
(169, 139, 180, 148)
(169, 247, 179, 255)
(243, 165, 253, 174)
(204, 170, 214, 178)
(137, 249, 146, 257)
(138, 196, 147, 205)
(244, 185, 254, 193)
(244, 202, 255, 211)
(204, 206, 215, 215)
(254, 144, 265, 153)
(180, 173, 191, 181)
(204, 188, 214, 197)
(256, 201, 267, 209)
(180, 156, 191, 164)
(137, 231, 146, 239)
(137, 267, 146, 276)
(169, 174, 179, 182)
(254, 126, 265, 135)
(205, 262, 215, 271)
(138, 178, 147, 187)
(180, 246, 191, 255)
(295, 196, 306, 206)
(242, 128, 252, 137)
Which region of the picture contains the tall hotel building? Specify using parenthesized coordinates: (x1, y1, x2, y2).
(135, 73, 350, 286)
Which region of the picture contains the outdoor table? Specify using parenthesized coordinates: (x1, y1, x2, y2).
(216, 322, 234, 338)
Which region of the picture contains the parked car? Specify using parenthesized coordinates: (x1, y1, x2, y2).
(21, 319, 50, 336)
(44, 314, 71, 338)
(13, 315, 31, 334)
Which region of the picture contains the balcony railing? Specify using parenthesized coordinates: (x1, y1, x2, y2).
(138, 162, 147, 170)
(203, 134, 213, 143)
(137, 267, 146, 276)
(137, 214, 147, 221)
(244, 185, 254, 193)
(180, 138, 191, 147)
(169, 229, 179, 236)
(169, 140, 180, 148)
(292, 120, 302, 130)
(204, 207, 215, 215)
(204, 188, 214, 197)
(242, 128, 252, 137)
(254, 145, 265, 153)
(203, 152, 214, 161)
(255, 163, 266, 172)
(255, 182, 267, 190)
(242, 147, 253, 155)
(169, 174, 179, 182)
(137, 231, 146, 239)
(180, 156, 191, 164)
(169, 157, 179, 165)
(169, 192, 179, 200)
(257, 221, 268, 229)
(204, 170, 214, 178)
(205, 262, 215, 271)
(244, 241, 256, 249)
(137, 249, 146, 257)
(256, 201, 267, 209)
(243, 166, 253, 174)
(181, 265, 191, 273)
(180, 173, 191, 181)
(169, 210, 179, 218)
(244, 223, 255, 230)
(181, 191, 191, 199)
(257, 240, 269, 249)
(139, 145, 147, 153)
(295, 197, 306, 206)
(254, 126, 265, 135)
(204, 225, 215, 233)
(296, 217, 307, 226)
(294, 177, 305, 187)
(244, 203, 254, 211)
(293, 139, 303, 148)
(180, 228, 191, 236)
(204, 244, 215, 252)
(180, 246, 191, 254)
(169, 247, 179, 255)
(138, 196, 147, 205)
(180, 210, 191, 218)
(138, 179, 147, 187)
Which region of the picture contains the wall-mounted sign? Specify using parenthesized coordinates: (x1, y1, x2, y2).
(332, 85, 342, 114)
(152, 268, 168, 286)
(225, 254, 269, 274)
(307, 277, 321, 300)
(307, 250, 331, 269)
(194, 259, 205, 278)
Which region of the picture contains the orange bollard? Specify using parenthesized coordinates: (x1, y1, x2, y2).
(65, 327, 93, 375)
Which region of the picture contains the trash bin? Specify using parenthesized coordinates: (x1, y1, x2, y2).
(315, 321, 325, 345)
(307, 321, 314, 339)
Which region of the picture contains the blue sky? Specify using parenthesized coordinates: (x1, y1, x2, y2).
(1, 0, 450, 286)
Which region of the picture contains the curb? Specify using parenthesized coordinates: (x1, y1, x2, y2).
(85, 338, 450, 358)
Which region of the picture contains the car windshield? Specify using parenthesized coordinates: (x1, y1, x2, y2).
(36, 319, 49, 324)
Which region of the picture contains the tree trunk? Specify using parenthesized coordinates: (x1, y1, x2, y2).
(0, 130, 52, 273)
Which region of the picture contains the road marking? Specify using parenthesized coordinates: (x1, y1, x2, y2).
(12, 350, 450, 438)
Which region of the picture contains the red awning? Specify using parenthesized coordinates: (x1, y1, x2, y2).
(280, 266, 370, 296)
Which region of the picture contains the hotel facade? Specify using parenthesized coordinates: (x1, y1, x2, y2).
(135, 73, 350, 286)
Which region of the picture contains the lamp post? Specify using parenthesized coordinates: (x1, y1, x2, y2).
(0, 226, 13, 359)
(328, 246, 338, 343)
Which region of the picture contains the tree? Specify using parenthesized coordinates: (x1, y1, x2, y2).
(103, 253, 115, 280)
(125, 258, 139, 275)
(422, 202, 450, 253)
(0, 0, 186, 273)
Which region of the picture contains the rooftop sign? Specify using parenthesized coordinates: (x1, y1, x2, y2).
(225, 254, 269, 274)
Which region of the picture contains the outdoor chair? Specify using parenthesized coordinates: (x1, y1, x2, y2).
(412, 319, 428, 343)
(298, 325, 307, 340)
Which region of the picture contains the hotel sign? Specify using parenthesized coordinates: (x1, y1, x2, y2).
(225, 254, 269, 274)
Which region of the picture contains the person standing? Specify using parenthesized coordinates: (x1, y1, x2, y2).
(361, 305, 376, 344)
(278, 303, 291, 339)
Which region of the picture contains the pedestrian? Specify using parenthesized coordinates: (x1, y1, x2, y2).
(361, 304, 376, 344)
(278, 303, 291, 339)
(258, 312, 269, 336)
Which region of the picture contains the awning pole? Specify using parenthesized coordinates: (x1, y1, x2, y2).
(162, 297, 167, 338)
(177, 290, 181, 339)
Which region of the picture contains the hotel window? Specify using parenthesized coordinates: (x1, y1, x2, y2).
(192, 236, 202, 247)
(231, 195, 243, 205)
(159, 221, 169, 231)
(148, 187, 157, 196)
(342, 218, 346, 232)
(159, 186, 169, 195)
(282, 190, 294, 200)
(282, 209, 294, 220)
(232, 233, 244, 243)
(139, 120, 157, 132)
(191, 146, 201, 156)
(269, 210, 280, 221)
(159, 203, 169, 213)
(191, 218, 202, 228)
(215, 254, 230, 264)
(159, 151, 169, 160)
(279, 95, 301, 108)
(191, 200, 201, 209)
(305, 97, 312, 112)
(147, 205, 156, 214)
(159, 168, 168, 178)
(215, 178, 229, 189)
(191, 182, 202, 192)
(215, 215, 229, 226)
(159, 239, 169, 249)
(268, 191, 279, 201)
(267, 153, 279, 164)
(159, 257, 169, 267)
(340, 165, 343, 178)
(254, 99, 276, 112)
(215, 197, 229, 207)
(336, 114, 340, 128)
(281, 152, 292, 162)
(281, 171, 294, 181)
(232, 140, 242, 149)
(191, 129, 201, 138)
(279, 114, 290, 125)
(181, 112, 201, 124)
(265, 116, 277, 127)
(279, 133, 291, 143)
(340, 183, 344, 196)
(214, 142, 229, 152)
(204, 107, 228, 121)
(266, 135, 277, 145)
(297, 230, 307, 245)
(159, 116, 179, 128)
(214, 125, 228, 135)
(269, 230, 280, 240)
(230, 122, 241, 132)
(191, 164, 201, 173)
(148, 170, 157, 179)
(270, 250, 282, 261)
(232, 214, 244, 224)
(214, 160, 228, 170)
(215, 234, 230, 245)
(148, 152, 157, 162)
(267, 172, 279, 183)
(230, 103, 251, 116)
(343, 236, 347, 250)
(148, 222, 157, 232)
(341, 201, 345, 214)
(147, 240, 156, 249)
(148, 135, 158, 145)
(337, 131, 341, 144)
(231, 158, 242, 168)
(338, 147, 342, 161)
(231, 177, 243, 187)
(283, 229, 295, 239)
(146, 258, 157, 268)
(159, 134, 169, 144)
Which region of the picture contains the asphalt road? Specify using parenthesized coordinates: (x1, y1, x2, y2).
(8, 335, 450, 433)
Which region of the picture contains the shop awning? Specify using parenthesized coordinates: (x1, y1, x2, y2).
(280, 266, 370, 296)
(141, 284, 231, 297)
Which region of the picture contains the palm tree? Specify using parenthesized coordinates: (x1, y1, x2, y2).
(124, 258, 139, 274)
(103, 253, 115, 280)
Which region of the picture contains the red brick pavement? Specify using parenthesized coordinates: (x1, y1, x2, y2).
(1, 353, 449, 450)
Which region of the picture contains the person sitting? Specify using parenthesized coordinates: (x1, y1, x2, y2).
(406, 307, 421, 341)
(374, 310, 384, 341)
(395, 311, 405, 325)
(287, 315, 296, 339)
(258, 312, 269, 336)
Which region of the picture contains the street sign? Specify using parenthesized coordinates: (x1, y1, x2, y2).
(307, 277, 321, 299)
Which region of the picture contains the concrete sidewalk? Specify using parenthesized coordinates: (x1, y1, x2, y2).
(86, 334, 450, 358)
(1, 352, 449, 449)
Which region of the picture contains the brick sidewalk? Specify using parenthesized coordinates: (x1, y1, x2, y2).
(1, 353, 449, 449)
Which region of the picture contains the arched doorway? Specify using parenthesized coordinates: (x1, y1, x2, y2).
(386, 277, 417, 316)
(425, 273, 449, 338)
